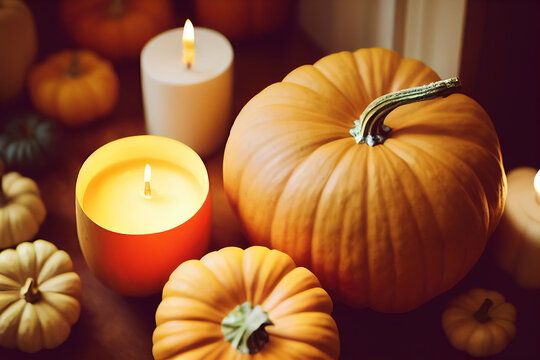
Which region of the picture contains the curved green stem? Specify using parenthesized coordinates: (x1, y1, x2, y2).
(350, 77, 461, 146)
(221, 302, 273, 354)
(20, 278, 41, 304)
(473, 298, 493, 323)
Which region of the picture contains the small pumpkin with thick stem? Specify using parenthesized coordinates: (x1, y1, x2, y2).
(28, 49, 119, 126)
(0, 240, 82, 353)
(223, 47, 506, 312)
(153, 246, 340, 359)
(442, 288, 516, 357)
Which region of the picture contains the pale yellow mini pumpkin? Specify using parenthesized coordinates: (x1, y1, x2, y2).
(0, 239, 82, 353)
(442, 288, 516, 357)
(0, 171, 46, 249)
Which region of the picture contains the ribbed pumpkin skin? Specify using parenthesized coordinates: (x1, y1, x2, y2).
(28, 50, 119, 126)
(153, 246, 339, 360)
(223, 48, 506, 312)
(0, 240, 81, 353)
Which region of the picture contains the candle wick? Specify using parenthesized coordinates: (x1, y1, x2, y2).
(186, 62, 192, 70)
(144, 181, 151, 199)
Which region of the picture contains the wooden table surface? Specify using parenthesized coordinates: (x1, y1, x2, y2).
(1, 2, 539, 359)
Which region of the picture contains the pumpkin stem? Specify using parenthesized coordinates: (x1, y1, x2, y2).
(473, 298, 494, 323)
(67, 52, 82, 78)
(221, 302, 273, 354)
(350, 77, 461, 146)
(20, 278, 41, 304)
(106, 0, 125, 18)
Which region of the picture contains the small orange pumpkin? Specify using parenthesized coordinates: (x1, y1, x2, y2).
(28, 50, 119, 126)
(60, 0, 174, 61)
(195, 0, 290, 40)
(442, 288, 516, 357)
(153, 246, 340, 359)
(223, 48, 506, 312)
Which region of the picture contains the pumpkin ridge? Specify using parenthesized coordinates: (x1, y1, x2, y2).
(466, 324, 490, 355)
(1, 299, 25, 346)
(491, 320, 515, 339)
(37, 252, 74, 284)
(312, 55, 364, 118)
(384, 143, 440, 301)
(384, 141, 447, 295)
(282, 80, 358, 122)
(19, 302, 44, 351)
(7, 204, 37, 244)
(264, 313, 339, 359)
(241, 247, 295, 305)
(0, 291, 20, 312)
(350, 50, 374, 113)
(399, 135, 493, 233)
(374, 148, 398, 309)
(48, 77, 65, 119)
(353, 48, 403, 101)
(0, 274, 20, 290)
(390, 139, 491, 281)
(378, 144, 428, 308)
(39, 292, 80, 324)
(74, 77, 101, 115)
(362, 147, 372, 307)
(445, 316, 475, 336)
(284, 65, 359, 119)
(274, 139, 352, 271)
(244, 103, 354, 130)
(306, 141, 356, 271)
(262, 139, 348, 252)
(166, 270, 237, 313)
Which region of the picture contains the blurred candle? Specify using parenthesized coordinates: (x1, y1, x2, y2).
(494, 167, 540, 288)
(75, 135, 211, 296)
(141, 19, 233, 158)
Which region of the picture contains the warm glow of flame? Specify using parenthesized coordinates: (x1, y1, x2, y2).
(144, 164, 151, 199)
(182, 19, 195, 68)
(534, 170, 540, 202)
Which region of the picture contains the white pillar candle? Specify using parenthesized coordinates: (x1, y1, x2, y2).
(494, 167, 540, 288)
(141, 22, 233, 157)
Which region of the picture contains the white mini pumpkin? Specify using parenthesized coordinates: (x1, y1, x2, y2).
(0, 171, 46, 249)
(0, 240, 82, 353)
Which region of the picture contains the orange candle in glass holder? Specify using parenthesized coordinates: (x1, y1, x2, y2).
(75, 135, 211, 296)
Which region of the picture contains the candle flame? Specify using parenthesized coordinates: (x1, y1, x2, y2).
(144, 164, 151, 199)
(182, 19, 195, 69)
(534, 170, 540, 204)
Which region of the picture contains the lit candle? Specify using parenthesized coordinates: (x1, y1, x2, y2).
(494, 167, 540, 288)
(141, 19, 233, 158)
(75, 135, 211, 296)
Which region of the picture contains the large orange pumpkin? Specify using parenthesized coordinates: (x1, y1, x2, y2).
(223, 48, 506, 313)
(59, 0, 174, 61)
(153, 246, 339, 359)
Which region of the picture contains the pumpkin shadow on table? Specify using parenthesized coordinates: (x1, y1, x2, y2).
(332, 245, 540, 359)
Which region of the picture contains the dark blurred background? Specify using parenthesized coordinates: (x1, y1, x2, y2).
(0, 0, 539, 359)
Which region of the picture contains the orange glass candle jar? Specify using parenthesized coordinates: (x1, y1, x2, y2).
(75, 135, 211, 296)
